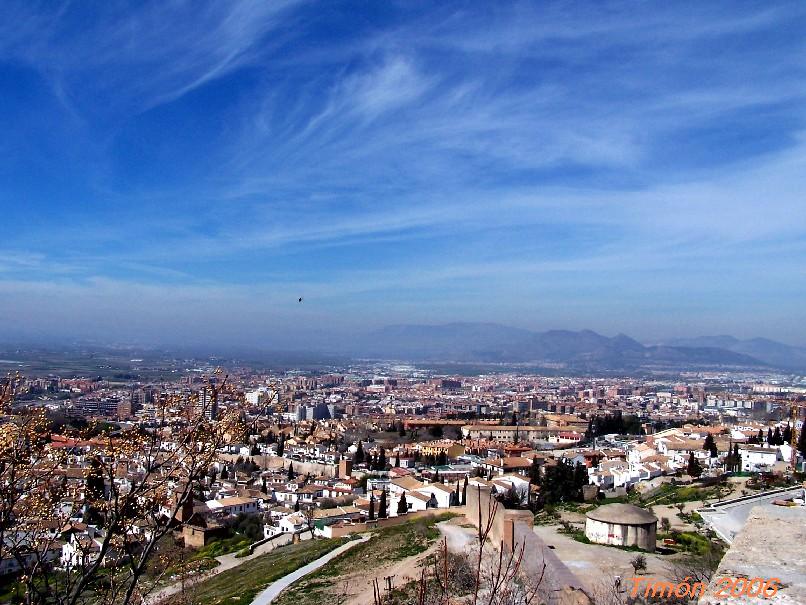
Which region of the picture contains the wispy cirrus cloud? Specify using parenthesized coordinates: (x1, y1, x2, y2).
(1, 0, 301, 114)
(2, 1, 806, 344)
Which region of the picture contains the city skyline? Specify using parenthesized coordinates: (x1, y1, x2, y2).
(2, 2, 806, 346)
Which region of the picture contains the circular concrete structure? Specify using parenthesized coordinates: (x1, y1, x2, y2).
(585, 503, 657, 551)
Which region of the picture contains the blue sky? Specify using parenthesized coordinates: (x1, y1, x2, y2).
(1, 1, 806, 347)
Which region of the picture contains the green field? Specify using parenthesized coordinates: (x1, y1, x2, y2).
(164, 538, 348, 605)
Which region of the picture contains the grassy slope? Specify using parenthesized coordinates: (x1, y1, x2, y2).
(274, 514, 453, 605)
(164, 538, 348, 605)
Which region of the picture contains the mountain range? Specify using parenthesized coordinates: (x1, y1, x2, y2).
(657, 335, 806, 371)
(354, 323, 805, 371)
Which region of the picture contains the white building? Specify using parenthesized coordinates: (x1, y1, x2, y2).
(206, 496, 259, 516)
(739, 446, 778, 472)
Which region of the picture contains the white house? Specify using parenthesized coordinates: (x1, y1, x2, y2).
(388, 491, 429, 516)
(739, 446, 778, 472)
(206, 496, 259, 516)
(414, 483, 454, 508)
(278, 511, 307, 533)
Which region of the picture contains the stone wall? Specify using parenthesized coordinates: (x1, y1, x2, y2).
(463, 485, 592, 605)
(323, 509, 451, 538)
(218, 453, 338, 478)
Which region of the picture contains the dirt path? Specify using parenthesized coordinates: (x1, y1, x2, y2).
(252, 536, 370, 605)
(146, 533, 301, 604)
(340, 519, 474, 605)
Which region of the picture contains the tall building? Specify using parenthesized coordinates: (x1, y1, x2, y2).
(198, 386, 219, 420)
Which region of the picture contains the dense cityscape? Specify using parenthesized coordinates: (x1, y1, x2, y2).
(1, 350, 804, 604)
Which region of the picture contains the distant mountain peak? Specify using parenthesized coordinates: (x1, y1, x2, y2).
(357, 322, 787, 370)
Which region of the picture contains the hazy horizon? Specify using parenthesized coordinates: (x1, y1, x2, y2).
(1, 321, 804, 353)
(2, 2, 806, 347)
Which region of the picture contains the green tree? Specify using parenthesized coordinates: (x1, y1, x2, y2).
(687, 452, 702, 477)
(354, 441, 365, 465)
(703, 434, 718, 458)
(368, 494, 375, 520)
(397, 492, 408, 515)
(529, 457, 542, 486)
(287, 462, 295, 480)
(798, 425, 806, 463)
(378, 490, 388, 519)
(573, 462, 588, 496)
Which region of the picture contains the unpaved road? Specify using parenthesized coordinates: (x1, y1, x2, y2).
(147, 533, 301, 604)
(438, 522, 475, 552)
(339, 519, 474, 605)
(251, 536, 370, 605)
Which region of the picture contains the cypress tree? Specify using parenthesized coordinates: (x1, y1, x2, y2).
(573, 462, 588, 498)
(287, 462, 295, 480)
(767, 428, 773, 444)
(687, 452, 702, 477)
(703, 434, 718, 458)
(797, 426, 806, 463)
(397, 492, 408, 515)
(354, 441, 365, 465)
(368, 495, 375, 520)
(782, 424, 792, 444)
(772, 426, 782, 446)
(85, 456, 105, 501)
(378, 490, 388, 519)
(529, 457, 541, 485)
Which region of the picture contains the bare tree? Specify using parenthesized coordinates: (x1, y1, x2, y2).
(388, 487, 546, 605)
(0, 372, 248, 605)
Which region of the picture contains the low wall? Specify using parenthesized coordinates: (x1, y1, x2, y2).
(323, 508, 451, 539)
(463, 486, 591, 605)
(248, 530, 292, 554)
(218, 454, 337, 478)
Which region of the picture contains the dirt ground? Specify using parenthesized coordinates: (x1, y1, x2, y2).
(339, 518, 476, 605)
(531, 524, 676, 593)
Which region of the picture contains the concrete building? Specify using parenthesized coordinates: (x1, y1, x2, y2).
(585, 503, 657, 551)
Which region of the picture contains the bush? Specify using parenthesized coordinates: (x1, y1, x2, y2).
(630, 554, 647, 574)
